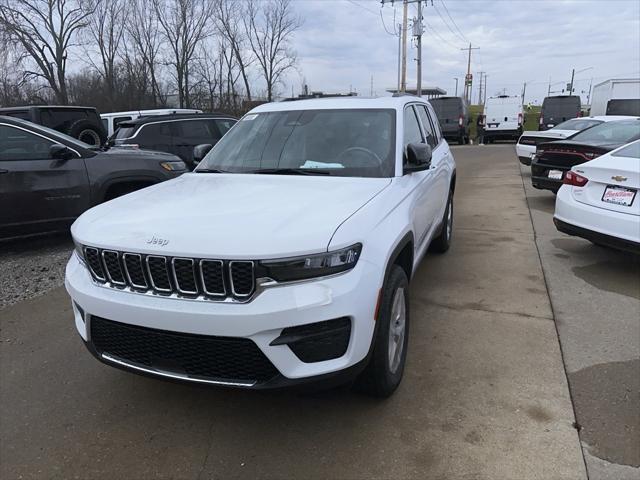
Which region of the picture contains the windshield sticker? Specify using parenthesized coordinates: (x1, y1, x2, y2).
(242, 114, 258, 121)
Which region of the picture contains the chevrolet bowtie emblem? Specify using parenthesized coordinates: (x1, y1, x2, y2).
(611, 175, 628, 182)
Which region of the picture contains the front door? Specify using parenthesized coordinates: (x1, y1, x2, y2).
(0, 123, 91, 238)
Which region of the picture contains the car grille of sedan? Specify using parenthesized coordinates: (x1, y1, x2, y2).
(83, 247, 255, 300)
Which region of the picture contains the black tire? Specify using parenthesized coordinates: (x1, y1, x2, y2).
(354, 265, 410, 398)
(430, 190, 454, 253)
(67, 119, 107, 146)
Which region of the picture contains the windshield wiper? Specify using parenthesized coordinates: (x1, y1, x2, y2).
(248, 168, 331, 176)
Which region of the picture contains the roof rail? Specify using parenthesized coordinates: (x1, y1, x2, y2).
(392, 92, 419, 98)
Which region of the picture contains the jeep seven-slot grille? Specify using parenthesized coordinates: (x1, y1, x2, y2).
(83, 247, 255, 300)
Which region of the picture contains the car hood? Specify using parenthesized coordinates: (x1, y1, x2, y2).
(72, 173, 391, 259)
(97, 147, 180, 160)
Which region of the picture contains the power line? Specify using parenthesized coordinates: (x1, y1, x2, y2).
(423, 20, 463, 50)
(433, 2, 467, 45)
(344, 0, 379, 16)
(439, 0, 469, 44)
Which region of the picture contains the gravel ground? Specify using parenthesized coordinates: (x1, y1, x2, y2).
(0, 234, 73, 310)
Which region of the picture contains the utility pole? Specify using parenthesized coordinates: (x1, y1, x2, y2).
(569, 68, 575, 95)
(587, 77, 593, 105)
(547, 77, 551, 96)
(521, 81, 527, 103)
(397, 22, 402, 92)
(460, 43, 480, 102)
(453, 77, 459, 96)
(483, 74, 487, 104)
(415, 0, 423, 96)
(400, 0, 409, 92)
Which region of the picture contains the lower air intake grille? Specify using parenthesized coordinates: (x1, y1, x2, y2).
(90, 317, 279, 383)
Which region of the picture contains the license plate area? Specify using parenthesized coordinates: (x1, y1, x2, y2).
(548, 169, 563, 180)
(602, 185, 636, 206)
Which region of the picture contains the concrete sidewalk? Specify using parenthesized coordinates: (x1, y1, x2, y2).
(0, 145, 586, 479)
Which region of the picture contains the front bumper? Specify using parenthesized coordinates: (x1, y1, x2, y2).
(65, 254, 381, 388)
(554, 186, 640, 254)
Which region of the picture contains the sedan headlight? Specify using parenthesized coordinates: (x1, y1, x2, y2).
(260, 244, 362, 282)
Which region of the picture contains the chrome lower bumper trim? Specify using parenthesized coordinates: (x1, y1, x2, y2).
(100, 353, 257, 387)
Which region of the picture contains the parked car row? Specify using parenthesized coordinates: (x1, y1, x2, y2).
(517, 116, 640, 254)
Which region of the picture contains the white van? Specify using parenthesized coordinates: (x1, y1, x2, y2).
(479, 95, 524, 142)
(590, 78, 640, 116)
(100, 109, 202, 136)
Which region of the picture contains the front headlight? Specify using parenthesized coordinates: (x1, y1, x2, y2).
(160, 160, 187, 171)
(260, 244, 362, 282)
(73, 240, 86, 265)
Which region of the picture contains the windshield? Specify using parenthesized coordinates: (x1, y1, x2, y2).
(612, 140, 640, 158)
(197, 109, 396, 177)
(553, 118, 602, 131)
(570, 120, 640, 143)
(113, 125, 137, 140)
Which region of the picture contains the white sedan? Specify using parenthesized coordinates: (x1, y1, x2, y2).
(554, 140, 640, 253)
(516, 116, 634, 165)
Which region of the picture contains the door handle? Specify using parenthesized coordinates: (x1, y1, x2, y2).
(0, 169, 8, 174)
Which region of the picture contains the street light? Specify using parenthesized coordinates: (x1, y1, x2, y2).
(453, 77, 459, 96)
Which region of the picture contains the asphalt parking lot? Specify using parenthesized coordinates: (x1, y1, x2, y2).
(1, 145, 637, 479)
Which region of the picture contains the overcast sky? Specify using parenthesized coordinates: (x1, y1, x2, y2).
(282, 0, 640, 104)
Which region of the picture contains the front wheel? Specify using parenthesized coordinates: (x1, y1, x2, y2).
(354, 265, 410, 398)
(430, 191, 454, 253)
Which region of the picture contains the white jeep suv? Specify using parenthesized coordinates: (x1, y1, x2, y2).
(65, 96, 457, 397)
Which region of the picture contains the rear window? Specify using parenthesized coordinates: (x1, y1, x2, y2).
(570, 120, 640, 143)
(553, 119, 602, 131)
(612, 141, 640, 158)
(40, 108, 90, 130)
(542, 97, 580, 118)
(429, 98, 461, 120)
(606, 99, 640, 116)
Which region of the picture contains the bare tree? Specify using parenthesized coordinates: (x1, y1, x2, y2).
(0, 0, 94, 104)
(126, 0, 164, 107)
(215, 0, 253, 101)
(153, 0, 214, 108)
(85, 0, 127, 108)
(244, 0, 301, 102)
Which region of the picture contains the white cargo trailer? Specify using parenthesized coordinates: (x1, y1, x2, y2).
(590, 78, 640, 116)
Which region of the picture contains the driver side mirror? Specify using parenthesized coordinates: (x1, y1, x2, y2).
(404, 143, 432, 174)
(49, 144, 74, 161)
(193, 144, 213, 163)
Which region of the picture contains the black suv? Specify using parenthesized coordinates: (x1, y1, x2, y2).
(111, 113, 237, 169)
(0, 105, 107, 146)
(0, 116, 186, 239)
(429, 96, 471, 144)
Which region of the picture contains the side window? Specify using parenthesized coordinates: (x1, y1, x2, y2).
(175, 119, 221, 143)
(113, 116, 132, 129)
(416, 105, 438, 148)
(403, 106, 423, 159)
(0, 125, 54, 161)
(136, 123, 172, 145)
(215, 119, 236, 136)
